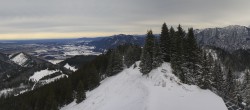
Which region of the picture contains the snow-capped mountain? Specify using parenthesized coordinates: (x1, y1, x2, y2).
(61, 62, 227, 110)
(195, 25, 250, 51)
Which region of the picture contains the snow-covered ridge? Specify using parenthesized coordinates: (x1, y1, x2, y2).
(29, 69, 60, 82)
(61, 62, 227, 110)
(10, 53, 28, 67)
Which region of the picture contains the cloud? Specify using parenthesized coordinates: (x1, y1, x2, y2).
(0, 0, 250, 39)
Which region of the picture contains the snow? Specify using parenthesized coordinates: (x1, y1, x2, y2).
(63, 45, 101, 56)
(11, 53, 28, 67)
(35, 49, 47, 53)
(14, 89, 29, 96)
(29, 69, 60, 82)
(61, 62, 227, 110)
(0, 88, 13, 96)
(48, 60, 64, 64)
(64, 63, 77, 72)
(207, 49, 218, 60)
(40, 74, 68, 84)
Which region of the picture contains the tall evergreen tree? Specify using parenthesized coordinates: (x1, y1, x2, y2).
(185, 28, 202, 85)
(87, 64, 100, 90)
(200, 52, 211, 89)
(207, 53, 215, 86)
(226, 69, 237, 100)
(44, 87, 58, 110)
(170, 27, 178, 76)
(76, 81, 86, 104)
(63, 78, 73, 104)
(140, 30, 155, 75)
(213, 62, 226, 93)
(160, 23, 170, 62)
(244, 70, 250, 109)
(152, 39, 164, 69)
(106, 49, 123, 76)
(124, 45, 141, 67)
(174, 25, 186, 82)
(169, 26, 176, 59)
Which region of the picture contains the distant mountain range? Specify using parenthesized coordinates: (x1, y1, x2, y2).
(77, 34, 145, 52)
(195, 25, 250, 52)
(77, 25, 250, 53)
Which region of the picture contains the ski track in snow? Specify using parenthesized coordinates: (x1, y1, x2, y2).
(61, 62, 227, 110)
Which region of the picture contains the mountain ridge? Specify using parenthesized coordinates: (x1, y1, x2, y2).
(195, 25, 250, 51)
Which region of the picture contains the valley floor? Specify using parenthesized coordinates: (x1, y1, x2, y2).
(61, 62, 227, 110)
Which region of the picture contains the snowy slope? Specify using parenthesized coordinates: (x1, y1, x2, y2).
(29, 69, 60, 82)
(10, 53, 28, 67)
(61, 62, 227, 110)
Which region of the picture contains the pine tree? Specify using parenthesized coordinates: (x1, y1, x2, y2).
(200, 53, 211, 89)
(106, 49, 123, 76)
(112, 50, 123, 74)
(160, 23, 170, 62)
(169, 26, 176, 59)
(140, 51, 152, 75)
(170, 27, 178, 76)
(76, 81, 86, 104)
(140, 30, 155, 75)
(185, 28, 201, 85)
(226, 69, 237, 100)
(87, 64, 100, 90)
(175, 25, 186, 82)
(63, 78, 73, 104)
(152, 39, 164, 69)
(243, 70, 250, 109)
(213, 62, 226, 93)
(124, 45, 141, 67)
(207, 53, 215, 87)
(44, 87, 58, 110)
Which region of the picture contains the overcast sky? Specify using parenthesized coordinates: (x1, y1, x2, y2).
(0, 0, 250, 40)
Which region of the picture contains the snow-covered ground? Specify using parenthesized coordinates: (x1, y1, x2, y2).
(48, 60, 64, 64)
(0, 88, 13, 96)
(40, 74, 68, 84)
(63, 45, 100, 56)
(10, 53, 28, 67)
(64, 63, 77, 72)
(61, 62, 227, 110)
(29, 69, 60, 82)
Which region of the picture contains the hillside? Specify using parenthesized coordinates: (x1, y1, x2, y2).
(195, 25, 250, 51)
(0, 52, 71, 96)
(61, 62, 227, 110)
